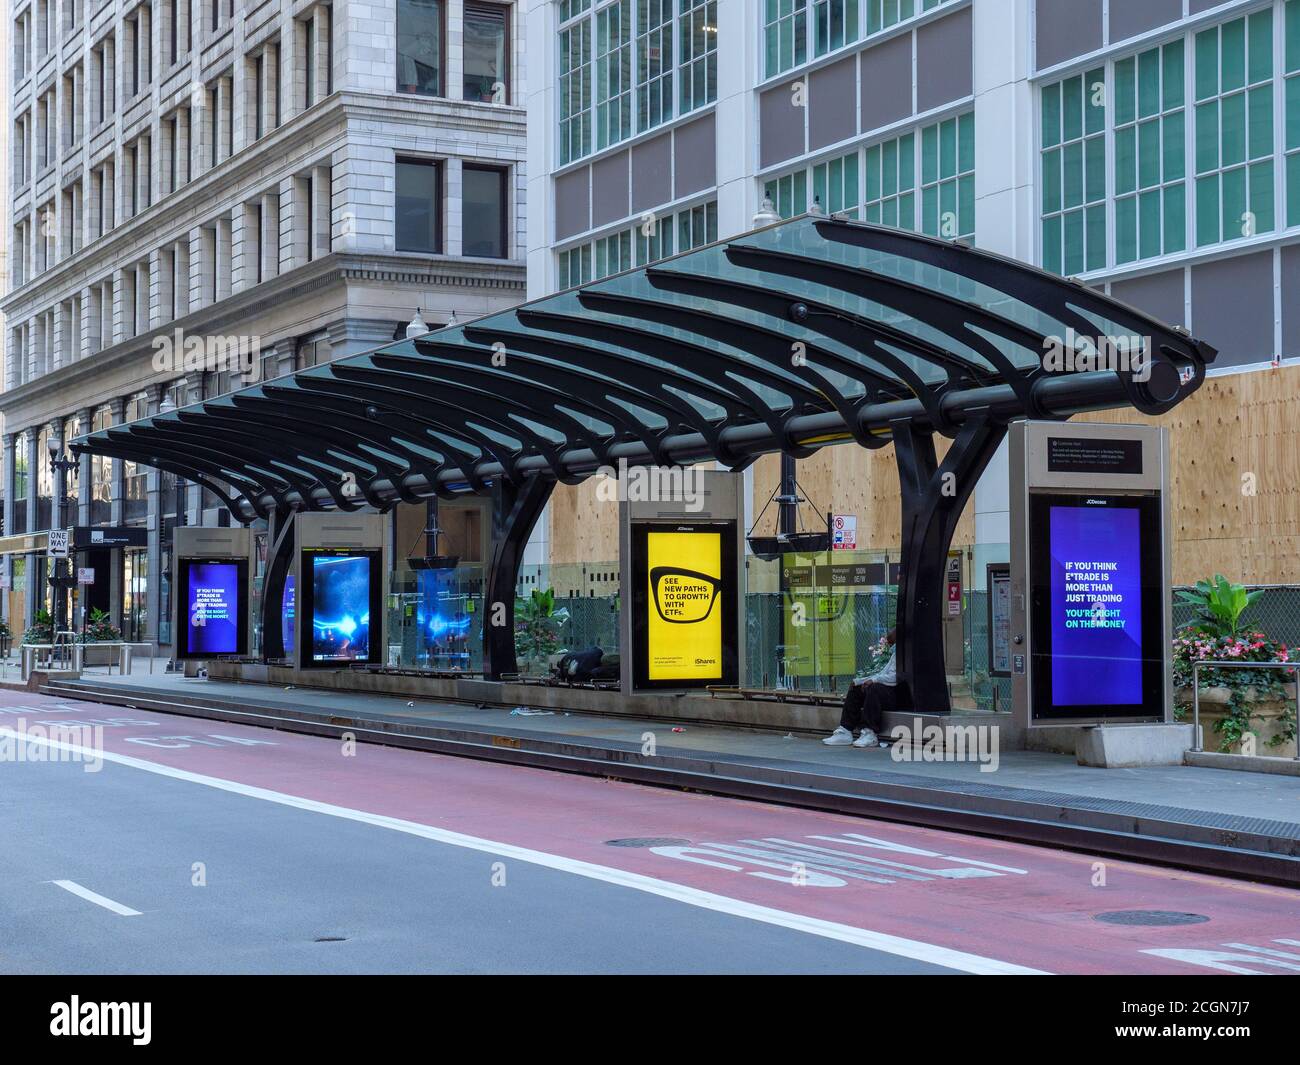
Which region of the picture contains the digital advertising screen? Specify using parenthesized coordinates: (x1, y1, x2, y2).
(630, 522, 738, 689)
(1028, 493, 1163, 722)
(176, 558, 249, 659)
(281, 574, 296, 660)
(299, 550, 383, 667)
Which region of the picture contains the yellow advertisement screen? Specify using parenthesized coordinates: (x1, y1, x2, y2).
(647, 531, 723, 682)
(631, 522, 737, 689)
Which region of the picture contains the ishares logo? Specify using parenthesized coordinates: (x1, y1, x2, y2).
(50, 997, 151, 1045)
(1042, 328, 1152, 382)
(151, 328, 262, 382)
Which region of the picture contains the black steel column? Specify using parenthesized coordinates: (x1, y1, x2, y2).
(892, 415, 1005, 713)
(259, 507, 297, 661)
(483, 476, 554, 681)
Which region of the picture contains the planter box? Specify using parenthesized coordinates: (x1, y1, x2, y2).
(81, 643, 120, 666)
(1177, 683, 1297, 757)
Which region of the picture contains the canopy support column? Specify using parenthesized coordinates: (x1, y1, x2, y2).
(484, 477, 555, 681)
(892, 415, 1005, 714)
(260, 507, 297, 662)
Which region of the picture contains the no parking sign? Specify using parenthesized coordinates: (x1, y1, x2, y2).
(831, 514, 856, 550)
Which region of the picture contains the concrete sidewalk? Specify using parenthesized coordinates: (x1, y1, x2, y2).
(36, 670, 1300, 883)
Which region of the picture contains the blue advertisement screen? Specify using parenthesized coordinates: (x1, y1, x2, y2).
(282, 574, 296, 657)
(1029, 493, 1163, 722)
(185, 561, 241, 655)
(1048, 505, 1143, 706)
(309, 554, 373, 663)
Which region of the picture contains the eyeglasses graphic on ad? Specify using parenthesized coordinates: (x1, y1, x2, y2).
(650, 566, 723, 624)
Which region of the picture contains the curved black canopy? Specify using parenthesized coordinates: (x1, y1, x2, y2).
(73, 215, 1216, 521)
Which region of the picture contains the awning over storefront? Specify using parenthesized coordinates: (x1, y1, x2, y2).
(72, 215, 1214, 522)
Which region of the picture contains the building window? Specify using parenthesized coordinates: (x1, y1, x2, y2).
(814, 0, 859, 55)
(462, 165, 508, 258)
(396, 158, 442, 253)
(1286, 0, 1300, 227)
(559, 9, 594, 164)
(765, 151, 859, 220)
(764, 0, 807, 78)
(864, 132, 914, 227)
(678, 0, 717, 114)
(1041, 67, 1107, 275)
(593, 1, 630, 151)
(676, 199, 717, 250)
(764, 168, 808, 217)
(1116, 42, 1185, 264)
(920, 111, 975, 240)
(397, 0, 443, 96)
(558, 200, 716, 284)
(562, 0, 719, 165)
(635, 212, 674, 263)
(464, 2, 509, 103)
(636, 0, 673, 132)
(813, 151, 860, 217)
(1195, 9, 1274, 246)
(557, 243, 592, 287)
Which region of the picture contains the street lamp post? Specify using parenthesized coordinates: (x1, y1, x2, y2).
(46, 434, 79, 635)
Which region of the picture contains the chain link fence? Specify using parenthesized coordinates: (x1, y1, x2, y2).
(1172, 585, 1300, 645)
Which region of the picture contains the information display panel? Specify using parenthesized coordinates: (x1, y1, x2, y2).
(1028, 493, 1163, 722)
(299, 549, 383, 668)
(630, 522, 738, 689)
(176, 558, 249, 659)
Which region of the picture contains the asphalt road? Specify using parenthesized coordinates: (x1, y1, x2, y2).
(2, 690, 1297, 974)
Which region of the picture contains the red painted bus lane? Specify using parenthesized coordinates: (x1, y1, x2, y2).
(7, 693, 1299, 975)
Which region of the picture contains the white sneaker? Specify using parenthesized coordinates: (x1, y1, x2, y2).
(853, 729, 878, 748)
(822, 726, 854, 746)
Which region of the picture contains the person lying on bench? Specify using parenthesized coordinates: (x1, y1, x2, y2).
(823, 628, 896, 749)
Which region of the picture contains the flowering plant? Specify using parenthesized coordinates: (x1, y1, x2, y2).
(1172, 631, 1295, 750)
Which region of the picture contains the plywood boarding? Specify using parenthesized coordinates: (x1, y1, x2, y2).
(748, 435, 975, 548)
(1075, 365, 1300, 585)
(546, 365, 1300, 585)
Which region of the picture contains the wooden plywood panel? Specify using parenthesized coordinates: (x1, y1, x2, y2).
(545, 364, 1300, 585)
(746, 435, 973, 551)
(1078, 367, 1300, 585)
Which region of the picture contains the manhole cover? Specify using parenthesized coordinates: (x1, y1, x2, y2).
(604, 837, 690, 848)
(1094, 910, 1210, 927)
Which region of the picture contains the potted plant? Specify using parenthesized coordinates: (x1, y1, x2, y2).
(23, 608, 54, 645)
(1172, 576, 1296, 755)
(77, 607, 124, 666)
(514, 587, 569, 676)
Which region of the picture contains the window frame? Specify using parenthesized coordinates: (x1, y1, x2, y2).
(461, 162, 510, 259)
(396, 0, 446, 98)
(395, 155, 445, 254)
(464, 0, 512, 104)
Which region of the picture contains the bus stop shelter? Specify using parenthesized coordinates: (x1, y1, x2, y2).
(73, 215, 1216, 712)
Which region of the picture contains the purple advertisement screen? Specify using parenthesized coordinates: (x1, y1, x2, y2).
(282, 574, 296, 656)
(1048, 504, 1144, 706)
(186, 561, 241, 655)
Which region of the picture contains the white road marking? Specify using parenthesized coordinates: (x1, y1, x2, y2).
(50, 879, 142, 916)
(5, 726, 1048, 975)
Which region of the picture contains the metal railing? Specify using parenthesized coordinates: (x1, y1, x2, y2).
(1190, 659, 1299, 759)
